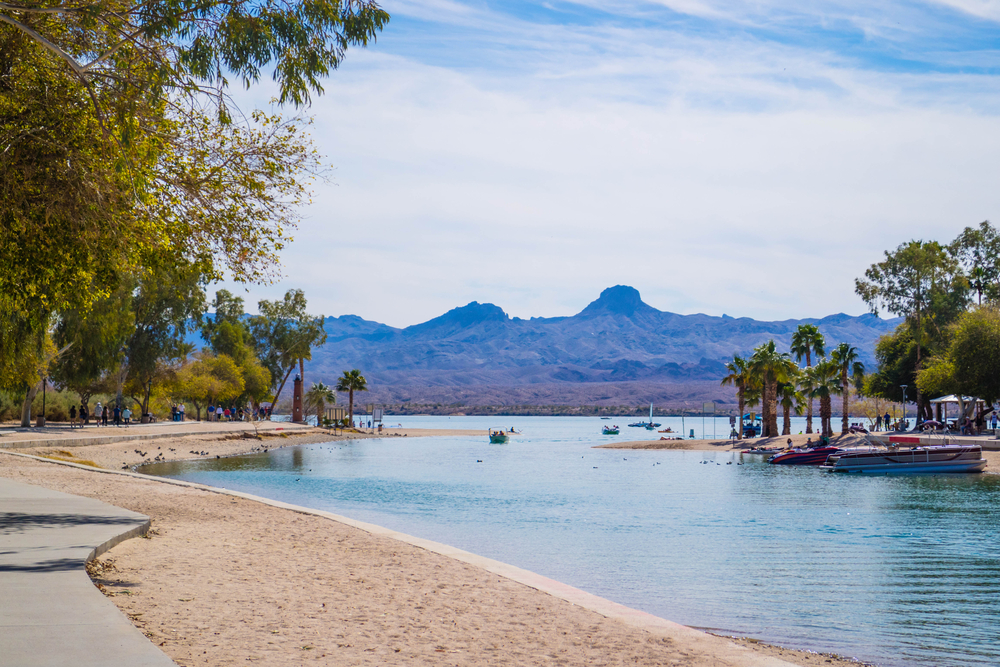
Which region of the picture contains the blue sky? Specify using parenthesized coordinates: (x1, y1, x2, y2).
(223, 0, 1000, 326)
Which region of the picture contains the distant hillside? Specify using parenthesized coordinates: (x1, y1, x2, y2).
(301, 286, 900, 408)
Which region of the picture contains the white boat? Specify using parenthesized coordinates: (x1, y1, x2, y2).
(628, 403, 661, 429)
(821, 444, 986, 474)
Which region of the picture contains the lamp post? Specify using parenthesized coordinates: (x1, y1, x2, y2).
(900, 385, 908, 429)
(41, 376, 47, 427)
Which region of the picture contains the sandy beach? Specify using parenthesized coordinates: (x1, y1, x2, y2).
(1, 427, 874, 666)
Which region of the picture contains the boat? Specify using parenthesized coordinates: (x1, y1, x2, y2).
(628, 403, 661, 429)
(768, 446, 841, 466)
(657, 427, 674, 433)
(489, 429, 510, 444)
(601, 417, 611, 420)
(602, 425, 620, 435)
(822, 444, 986, 474)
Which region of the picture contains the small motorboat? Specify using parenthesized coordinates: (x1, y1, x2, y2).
(822, 444, 986, 473)
(658, 427, 674, 433)
(768, 446, 841, 466)
(489, 429, 510, 444)
(601, 417, 611, 420)
(629, 403, 661, 429)
(602, 425, 620, 435)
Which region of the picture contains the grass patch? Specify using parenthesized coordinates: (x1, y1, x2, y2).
(41, 455, 103, 469)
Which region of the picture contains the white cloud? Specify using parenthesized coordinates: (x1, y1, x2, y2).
(216, 6, 1000, 327)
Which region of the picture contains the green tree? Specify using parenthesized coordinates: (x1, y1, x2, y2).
(305, 382, 336, 425)
(778, 378, 804, 437)
(949, 221, 999, 305)
(721, 355, 755, 440)
(174, 353, 245, 421)
(855, 240, 967, 420)
(805, 359, 841, 438)
(749, 340, 798, 439)
(831, 343, 865, 434)
(336, 369, 368, 426)
(249, 289, 327, 416)
(917, 307, 1000, 420)
(790, 324, 825, 434)
(121, 255, 208, 416)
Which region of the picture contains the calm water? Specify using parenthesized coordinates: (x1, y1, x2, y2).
(143, 416, 1000, 666)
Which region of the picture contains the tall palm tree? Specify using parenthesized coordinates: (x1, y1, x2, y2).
(778, 376, 804, 436)
(831, 343, 865, 434)
(305, 382, 336, 425)
(806, 359, 842, 438)
(750, 340, 799, 438)
(721, 355, 752, 439)
(790, 324, 826, 433)
(335, 369, 368, 426)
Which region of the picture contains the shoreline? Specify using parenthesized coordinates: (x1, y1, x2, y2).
(3, 428, 874, 665)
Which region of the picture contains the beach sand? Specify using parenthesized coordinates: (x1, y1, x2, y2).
(0, 430, 872, 666)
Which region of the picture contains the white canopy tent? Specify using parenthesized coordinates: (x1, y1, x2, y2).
(928, 395, 986, 424)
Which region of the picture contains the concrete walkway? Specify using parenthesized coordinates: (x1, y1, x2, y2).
(0, 477, 175, 666)
(0, 419, 313, 449)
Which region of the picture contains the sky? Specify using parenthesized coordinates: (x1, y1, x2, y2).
(220, 0, 1000, 328)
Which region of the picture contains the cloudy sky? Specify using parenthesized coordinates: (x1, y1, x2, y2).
(223, 0, 1000, 327)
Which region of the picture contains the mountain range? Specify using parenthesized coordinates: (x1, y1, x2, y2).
(302, 286, 901, 408)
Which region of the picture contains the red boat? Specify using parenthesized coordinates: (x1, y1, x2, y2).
(768, 446, 840, 465)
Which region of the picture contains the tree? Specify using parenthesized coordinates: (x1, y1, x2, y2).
(122, 255, 208, 416)
(249, 289, 327, 416)
(831, 343, 865, 434)
(336, 369, 368, 426)
(749, 340, 798, 439)
(917, 307, 1000, 421)
(174, 353, 245, 421)
(721, 355, 754, 440)
(949, 221, 1000, 305)
(805, 359, 841, 438)
(50, 285, 134, 412)
(856, 240, 967, 421)
(790, 324, 825, 434)
(778, 378, 803, 436)
(305, 382, 336, 425)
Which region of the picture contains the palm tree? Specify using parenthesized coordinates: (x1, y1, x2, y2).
(305, 382, 336, 426)
(778, 376, 804, 436)
(721, 355, 753, 439)
(831, 343, 865, 434)
(335, 369, 368, 426)
(790, 324, 826, 434)
(750, 340, 799, 438)
(806, 359, 842, 438)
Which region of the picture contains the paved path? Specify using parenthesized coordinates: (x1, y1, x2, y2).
(0, 420, 313, 449)
(0, 477, 176, 667)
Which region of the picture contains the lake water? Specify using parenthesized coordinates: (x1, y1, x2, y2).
(142, 416, 1000, 666)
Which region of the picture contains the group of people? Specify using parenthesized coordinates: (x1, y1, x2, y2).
(169, 404, 186, 421)
(205, 404, 270, 422)
(67, 401, 130, 427)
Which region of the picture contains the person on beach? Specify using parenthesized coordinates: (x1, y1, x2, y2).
(80, 404, 88, 428)
(875, 414, 882, 431)
(208, 404, 215, 422)
(171, 404, 177, 422)
(69, 405, 77, 428)
(113, 404, 121, 427)
(179, 403, 185, 421)
(884, 412, 891, 430)
(94, 402, 102, 427)
(122, 406, 132, 425)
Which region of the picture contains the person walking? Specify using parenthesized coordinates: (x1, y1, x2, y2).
(122, 406, 132, 426)
(102, 403, 109, 426)
(69, 405, 77, 429)
(113, 404, 121, 427)
(883, 411, 891, 431)
(875, 414, 882, 431)
(80, 404, 88, 428)
(179, 403, 185, 421)
(94, 401, 102, 427)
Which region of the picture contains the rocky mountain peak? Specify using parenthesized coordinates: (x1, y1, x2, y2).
(578, 285, 656, 318)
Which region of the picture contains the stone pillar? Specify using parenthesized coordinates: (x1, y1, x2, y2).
(292, 375, 304, 423)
